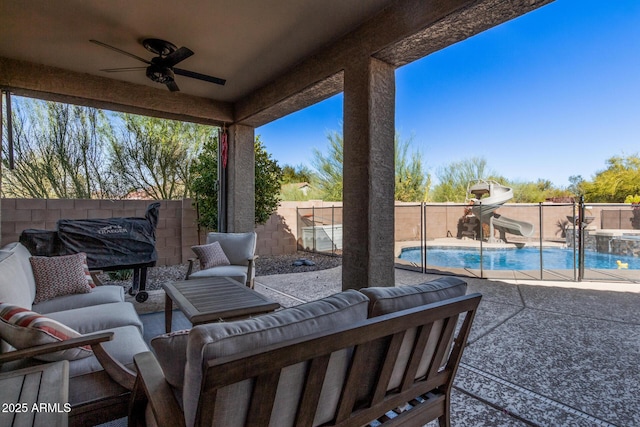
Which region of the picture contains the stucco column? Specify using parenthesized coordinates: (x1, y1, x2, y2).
(342, 57, 395, 290)
(226, 124, 255, 232)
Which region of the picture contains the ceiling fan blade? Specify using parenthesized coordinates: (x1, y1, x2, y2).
(100, 67, 147, 73)
(174, 68, 226, 86)
(163, 47, 194, 67)
(90, 40, 151, 65)
(166, 81, 180, 92)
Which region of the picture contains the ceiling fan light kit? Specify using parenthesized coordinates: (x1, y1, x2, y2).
(90, 38, 226, 91)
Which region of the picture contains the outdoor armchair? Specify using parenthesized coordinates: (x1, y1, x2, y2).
(185, 231, 258, 288)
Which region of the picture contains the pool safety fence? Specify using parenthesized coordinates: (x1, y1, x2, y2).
(297, 201, 640, 283)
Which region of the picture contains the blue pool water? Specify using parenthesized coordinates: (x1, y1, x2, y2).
(398, 246, 639, 270)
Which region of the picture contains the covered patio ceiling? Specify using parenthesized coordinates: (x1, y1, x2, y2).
(0, 0, 553, 128)
(1, 0, 554, 290)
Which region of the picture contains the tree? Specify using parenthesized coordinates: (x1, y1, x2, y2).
(582, 154, 640, 202)
(254, 136, 283, 224)
(312, 130, 344, 201)
(395, 134, 430, 202)
(190, 134, 282, 230)
(311, 130, 429, 202)
(2, 97, 116, 198)
(110, 114, 212, 199)
(567, 175, 585, 197)
(509, 179, 572, 203)
(281, 164, 315, 184)
(430, 157, 501, 202)
(189, 136, 220, 230)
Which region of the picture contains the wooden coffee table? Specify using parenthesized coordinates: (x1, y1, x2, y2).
(163, 277, 280, 332)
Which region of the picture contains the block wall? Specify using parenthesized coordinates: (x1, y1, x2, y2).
(0, 198, 196, 266)
(2, 199, 633, 265)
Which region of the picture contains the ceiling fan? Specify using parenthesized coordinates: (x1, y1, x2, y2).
(90, 38, 226, 92)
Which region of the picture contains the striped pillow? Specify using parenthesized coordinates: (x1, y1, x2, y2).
(0, 302, 92, 361)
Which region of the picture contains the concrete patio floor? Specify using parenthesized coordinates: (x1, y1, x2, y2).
(254, 267, 640, 427)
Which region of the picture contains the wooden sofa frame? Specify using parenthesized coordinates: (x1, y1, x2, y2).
(130, 293, 481, 427)
(0, 332, 137, 426)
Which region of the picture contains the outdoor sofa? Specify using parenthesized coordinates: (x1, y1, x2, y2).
(130, 276, 480, 427)
(0, 242, 148, 426)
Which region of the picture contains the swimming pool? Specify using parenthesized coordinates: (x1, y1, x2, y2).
(398, 246, 639, 270)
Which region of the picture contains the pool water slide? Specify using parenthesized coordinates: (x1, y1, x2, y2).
(467, 180, 535, 242)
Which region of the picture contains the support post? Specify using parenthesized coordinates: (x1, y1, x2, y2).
(342, 57, 395, 290)
(226, 124, 255, 232)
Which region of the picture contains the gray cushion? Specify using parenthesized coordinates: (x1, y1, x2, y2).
(33, 285, 124, 314)
(1, 243, 37, 303)
(0, 250, 34, 309)
(359, 277, 468, 392)
(205, 232, 256, 266)
(150, 329, 190, 390)
(47, 302, 143, 335)
(182, 289, 369, 427)
(187, 265, 248, 285)
(359, 277, 467, 317)
(67, 325, 149, 378)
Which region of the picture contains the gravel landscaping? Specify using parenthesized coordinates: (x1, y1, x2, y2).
(99, 251, 342, 292)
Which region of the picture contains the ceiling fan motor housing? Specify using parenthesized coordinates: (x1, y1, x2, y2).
(146, 63, 174, 84)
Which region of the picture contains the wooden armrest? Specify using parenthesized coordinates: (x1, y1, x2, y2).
(0, 331, 137, 390)
(0, 332, 114, 364)
(131, 352, 186, 427)
(185, 258, 198, 279)
(89, 270, 104, 286)
(246, 255, 258, 288)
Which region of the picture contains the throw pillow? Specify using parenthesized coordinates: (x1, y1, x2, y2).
(150, 329, 190, 389)
(0, 302, 92, 361)
(191, 241, 231, 270)
(30, 253, 93, 304)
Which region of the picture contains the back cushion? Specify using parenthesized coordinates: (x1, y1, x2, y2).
(358, 277, 467, 393)
(0, 250, 34, 309)
(183, 289, 369, 427)
(359, 276, 467, 317)
(205, 232, 256, 266)
(2, 243, 37, 304)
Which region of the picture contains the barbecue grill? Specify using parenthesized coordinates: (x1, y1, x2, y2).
(20, 202, 160, 303)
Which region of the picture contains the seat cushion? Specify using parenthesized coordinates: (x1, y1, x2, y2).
(46, 302, 143, 335)
(187, 265, 248, 284)
(359, 276, 468, 317)
(182, 289, 369, 427)
(0, 302, 92, 361)
(33, 285, 124, 314)
(67, 325, 149, 378)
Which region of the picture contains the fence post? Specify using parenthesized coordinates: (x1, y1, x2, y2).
(312, 206, 316, 253)
(479, 201, 484, 278)
(578, 196, 585, 281)
(331, 205, 335, 256)
(421, 203, 426, 274)
(539, 203, 543, 280)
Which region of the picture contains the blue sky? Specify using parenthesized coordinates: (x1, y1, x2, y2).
(257, 0, 640, 188)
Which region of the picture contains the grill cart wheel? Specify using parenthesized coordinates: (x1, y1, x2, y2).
(135, 291, 148, 303)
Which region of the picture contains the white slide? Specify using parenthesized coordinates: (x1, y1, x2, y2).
(467, 180, 535, 241)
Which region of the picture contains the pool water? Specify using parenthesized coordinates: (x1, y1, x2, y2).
(398, 246, 639, 270)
